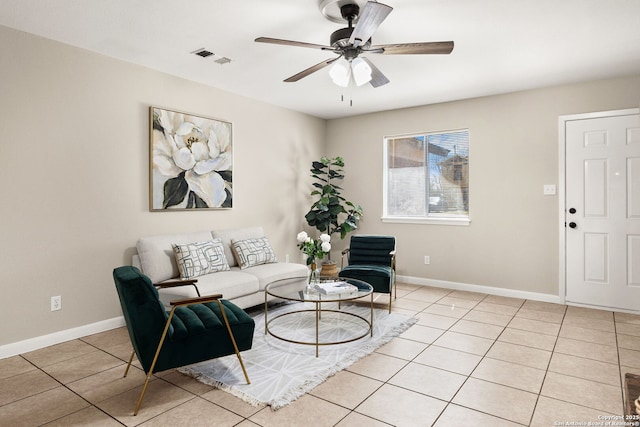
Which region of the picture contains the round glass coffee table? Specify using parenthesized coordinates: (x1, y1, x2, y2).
(264, 278, 374, 357)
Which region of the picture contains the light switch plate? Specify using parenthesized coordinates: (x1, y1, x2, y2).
(543, 184, 556, 195)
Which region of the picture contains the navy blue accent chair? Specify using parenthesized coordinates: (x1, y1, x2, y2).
(340, 235, 396, 312)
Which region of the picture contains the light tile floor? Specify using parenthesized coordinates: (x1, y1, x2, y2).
(2, 283, 640, 426)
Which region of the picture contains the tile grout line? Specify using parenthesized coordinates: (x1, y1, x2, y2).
(525, 299, 567, 427)
(614, 316, 627, 416)
(429, 291, 486, 427)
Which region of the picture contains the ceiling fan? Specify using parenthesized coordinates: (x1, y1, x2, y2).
(255, 1, 454, 88)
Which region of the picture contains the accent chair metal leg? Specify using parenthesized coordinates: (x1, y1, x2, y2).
(388, 277, 394, 313)
(134, 371, 155, 416)
(388, 275, 397, 313)
(216, 300, 251, 385)
(123, 350, 135, 377)
(133, 306, 177, 416)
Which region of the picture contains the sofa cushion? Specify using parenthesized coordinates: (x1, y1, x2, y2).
(212, 226, 264, 267)
(156, 270, 260, 308)
(172, 239, 230, 279)
(137, 231, 212, 283)
(231, 237, 278, 269)
(239, 262, 309, 290)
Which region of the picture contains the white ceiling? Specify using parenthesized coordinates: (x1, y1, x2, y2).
(1, 0, 639, 119)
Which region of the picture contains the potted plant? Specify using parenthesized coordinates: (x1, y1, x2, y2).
(303, 156, 363, 275)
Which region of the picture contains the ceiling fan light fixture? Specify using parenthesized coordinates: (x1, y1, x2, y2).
(352, 57, 372, 86)
(329, 57, 351, 87)
(256, 1, 453, 88)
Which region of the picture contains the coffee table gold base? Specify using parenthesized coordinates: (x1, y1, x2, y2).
(265, 304, 373, 357)
(264, 279, 374, 357)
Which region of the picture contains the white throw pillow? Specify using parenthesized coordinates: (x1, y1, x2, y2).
(137, 230, 212, 283)
(231, 237, 278, 269)
(172, 239, 230, 279)
(212, 226, 264, 267)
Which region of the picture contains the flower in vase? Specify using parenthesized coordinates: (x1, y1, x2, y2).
(296, 231, 309, 243)
(296, 231, 331, 266)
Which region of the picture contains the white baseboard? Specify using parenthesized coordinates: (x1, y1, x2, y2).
(397, 275, 564, 305)
(0, 316, 125, 359)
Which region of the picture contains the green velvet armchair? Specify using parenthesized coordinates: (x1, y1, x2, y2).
(113, 266, 255, 415)
(340, 235, 396, 312)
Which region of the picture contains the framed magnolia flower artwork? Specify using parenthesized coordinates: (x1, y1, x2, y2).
(149, 106, 232, 210)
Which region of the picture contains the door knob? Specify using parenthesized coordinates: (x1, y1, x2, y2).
(569, 208, 576, 214)
(569, 222, 577, 229)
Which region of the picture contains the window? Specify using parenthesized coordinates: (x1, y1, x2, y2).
(383, 129, 469, 225)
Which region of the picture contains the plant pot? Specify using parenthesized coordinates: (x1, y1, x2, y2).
(320, 260, 338, 278)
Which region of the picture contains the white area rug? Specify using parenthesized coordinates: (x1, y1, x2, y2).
(179, 302, 417, 409)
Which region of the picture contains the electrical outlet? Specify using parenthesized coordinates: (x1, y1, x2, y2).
(51, 296, 61, 311)
(285, 254, 289, 263)
(424, 255, 430, 265)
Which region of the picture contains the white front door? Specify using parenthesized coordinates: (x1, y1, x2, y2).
(565, 110, 640, 311)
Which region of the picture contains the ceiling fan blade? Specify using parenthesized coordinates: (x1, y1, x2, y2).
(369, 41, 454, 55)
(361, 57, 389, 88)
(349, 1, 393, 47)
(284, 57, 340, 82)
(255, 37, 333, 51)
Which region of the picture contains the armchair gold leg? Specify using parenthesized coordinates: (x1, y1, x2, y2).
(388, 277, 396, 313)
(123, 350, 135, 377)
(216, 300, 251, 385)
(133, 306, 176, 416)
(134, 372, 154, 416)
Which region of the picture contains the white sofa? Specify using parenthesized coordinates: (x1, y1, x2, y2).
(132, 226, 309, 309)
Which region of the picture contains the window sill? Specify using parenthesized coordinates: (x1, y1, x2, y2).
(381, 216, 471, 226)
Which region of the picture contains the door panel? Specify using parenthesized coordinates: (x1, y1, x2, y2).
(629, 157, 640, 218)
(630, 235, 640, 287)
(584, 158, 608, 217)
(583, 232, 608, 283)
(566, 112, 640, 311)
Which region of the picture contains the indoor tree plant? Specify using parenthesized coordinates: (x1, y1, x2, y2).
(303, 156, 363, 274)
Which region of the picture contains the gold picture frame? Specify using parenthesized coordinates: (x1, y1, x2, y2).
(149, 106, 232, 211)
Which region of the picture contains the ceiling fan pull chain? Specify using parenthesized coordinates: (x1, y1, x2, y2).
(339, 92, 353, 107)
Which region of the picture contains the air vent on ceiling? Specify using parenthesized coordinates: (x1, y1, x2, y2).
(192, 48, 214, 58)
(191, 48, 231, 65)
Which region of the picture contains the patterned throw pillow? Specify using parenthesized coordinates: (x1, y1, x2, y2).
(231, 237, 278, 269)
(172, 239, 230, 279)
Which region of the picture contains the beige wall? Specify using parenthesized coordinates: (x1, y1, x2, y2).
(0, 26, 326, 346)
(2, 22, 639, 349)
(326, 75, 640, 296)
